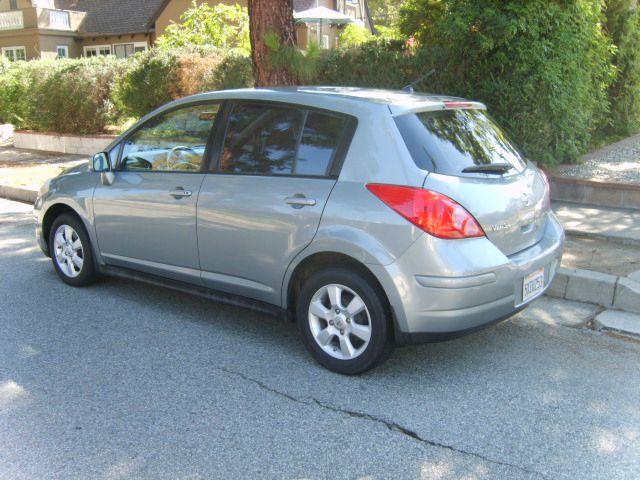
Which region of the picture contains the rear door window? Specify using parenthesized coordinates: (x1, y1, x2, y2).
(219, 102, 350, 177)
(220, 103, 302, 175)
(296, 112, 345, 176)
(395, 109, 527, 177)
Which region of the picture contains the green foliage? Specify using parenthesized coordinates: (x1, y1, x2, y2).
(398, 0, 446, 45)
(113, 49, 181, 118)
(314, 41, 422, 89)
(395, 0, 615, 165)
(603, 0, 640, 136)
(36, 57, 129, 134)
(367, 0, 407, 28)
(156, 1, 250, 55)
(114, 47, 254, 118)
(374, 25, 403, 41)
(0, 57, 127, 133)
(0, 48, 254, 133)
(265, 32, 321, 83)
(338, 24, 374, 48)
(209, 53, 254, 90)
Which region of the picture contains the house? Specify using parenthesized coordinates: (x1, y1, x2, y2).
(0, 0, 372, 61)
(294, 0, 373, 50)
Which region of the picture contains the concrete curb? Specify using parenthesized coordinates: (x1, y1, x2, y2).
(0, 185, 37, 204)
(547, 267, 640, 314)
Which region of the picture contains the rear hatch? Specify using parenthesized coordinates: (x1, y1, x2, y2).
(394, 105, 549, 256)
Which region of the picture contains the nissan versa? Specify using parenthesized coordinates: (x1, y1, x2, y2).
(34, 87, 564, 374)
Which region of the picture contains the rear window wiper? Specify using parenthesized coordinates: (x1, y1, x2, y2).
(462, 163, 514, 174)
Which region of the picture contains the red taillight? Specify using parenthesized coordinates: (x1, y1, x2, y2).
(366, 184, 485, 239)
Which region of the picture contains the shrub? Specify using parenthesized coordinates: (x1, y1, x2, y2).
(209, 52, 254, 90)
(35, 57, 129, 134)
(604, 0, 640, 137)
(315, 40, 421, 89)
(0, 61, 39, 126)
(0, 57, 130, 133)
(397, 0, 615, 165)
(338, 24, 374, 48)
(113, 49, 181, 119)
(114, 48, 254, 118)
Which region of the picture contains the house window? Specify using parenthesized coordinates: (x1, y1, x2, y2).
(113, 42, 147, 59)
(56, 45, 69, 59)
(10, 0, 18, 10)
(84, 45, 111, 57)
(321, 34, 329, 49)
(2, 46, 26, 62)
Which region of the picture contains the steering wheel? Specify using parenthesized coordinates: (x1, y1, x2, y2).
(167, 146, 199, 170)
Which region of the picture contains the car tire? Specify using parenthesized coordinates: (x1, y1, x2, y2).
(296, 267, 393, 375)
(49, 213, 96, 287)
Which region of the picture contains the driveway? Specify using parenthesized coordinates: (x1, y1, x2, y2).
(1, 198, 638, 480)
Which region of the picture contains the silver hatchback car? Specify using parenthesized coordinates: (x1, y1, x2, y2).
(35, 87, 564, 374)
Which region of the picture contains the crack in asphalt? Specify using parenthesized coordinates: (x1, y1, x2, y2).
(218, 367, 550, 480)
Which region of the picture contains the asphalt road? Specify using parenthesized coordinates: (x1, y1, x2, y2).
(1, 197, 639, 480)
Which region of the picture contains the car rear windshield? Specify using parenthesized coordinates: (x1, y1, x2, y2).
(394, 109, 527, 177)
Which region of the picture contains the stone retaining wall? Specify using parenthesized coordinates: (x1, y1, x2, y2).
(0, 124, 13, 143)
(13, 130, 117, 155)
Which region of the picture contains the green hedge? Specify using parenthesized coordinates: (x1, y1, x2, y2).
(604, 0, 640, 137)
(114, 47, 253, 118)
(0, 57, 127, 133)
(0, 48, 253, 133)
(392, 0, 615, 165)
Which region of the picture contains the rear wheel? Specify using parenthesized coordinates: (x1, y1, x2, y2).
(49, 213, 96, 287)
(297, 267, 392, 374)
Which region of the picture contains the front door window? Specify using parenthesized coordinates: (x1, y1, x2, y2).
(121, 104, 220, 172)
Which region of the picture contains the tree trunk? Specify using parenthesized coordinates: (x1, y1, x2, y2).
(248, 0, 299, 86)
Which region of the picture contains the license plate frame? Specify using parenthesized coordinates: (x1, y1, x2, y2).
(522, 267, 545, 304)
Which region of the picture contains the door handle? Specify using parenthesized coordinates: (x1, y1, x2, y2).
(285, 194, 316, 209)
(169, 188, 192, 199)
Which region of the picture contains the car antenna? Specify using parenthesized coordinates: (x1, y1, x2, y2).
(402, 69, 436, 93)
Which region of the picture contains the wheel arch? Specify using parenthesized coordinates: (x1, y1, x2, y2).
(42, 204, 82, 251)
(284, 251, 395, 339)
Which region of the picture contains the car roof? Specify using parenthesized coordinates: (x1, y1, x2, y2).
(184, 86, 486, 116)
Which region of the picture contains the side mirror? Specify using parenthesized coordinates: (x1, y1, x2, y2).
(92, 152, 114, 186)
(92, 152, 110, 172)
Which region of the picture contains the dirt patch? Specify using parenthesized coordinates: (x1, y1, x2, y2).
(562, 236, 640, 277)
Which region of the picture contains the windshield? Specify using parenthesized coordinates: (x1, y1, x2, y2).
(395, 109, 527, 177)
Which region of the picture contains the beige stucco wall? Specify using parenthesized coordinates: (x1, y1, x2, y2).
(0, 31, 41, 59)
(154, 0, 247, 38)
(0, 30, 78, 60)
(38, 32, 78, 59)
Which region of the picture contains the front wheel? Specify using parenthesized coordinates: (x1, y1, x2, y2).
(49, 213, 96, 287)
(296, 267, 393, 374)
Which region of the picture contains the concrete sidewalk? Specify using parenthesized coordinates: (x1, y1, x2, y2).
(0, 145, 87, 202)
(554, 201, 640, 245)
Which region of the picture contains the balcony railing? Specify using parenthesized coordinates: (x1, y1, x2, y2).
(46, 9, 70, 30)
(0, 10, 24, 31)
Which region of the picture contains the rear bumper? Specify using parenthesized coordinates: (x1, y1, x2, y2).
(370, 212, 564, 343)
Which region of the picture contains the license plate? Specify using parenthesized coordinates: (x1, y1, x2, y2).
(522, 267, 545, 304)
